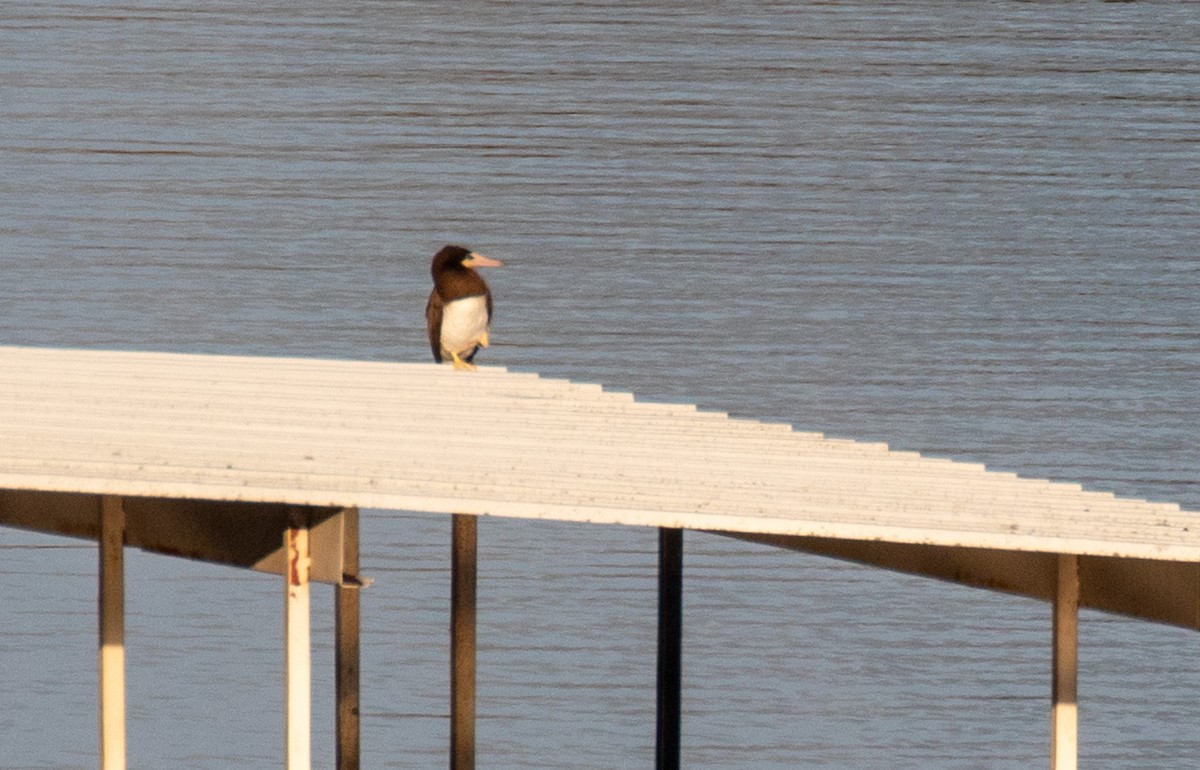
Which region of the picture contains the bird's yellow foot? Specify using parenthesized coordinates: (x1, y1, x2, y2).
(450, 352, 477, 371)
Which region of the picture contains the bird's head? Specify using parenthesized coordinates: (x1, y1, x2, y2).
(431, 245, 504, 277)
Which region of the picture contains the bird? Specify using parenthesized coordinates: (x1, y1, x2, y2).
(425, 244, 504, 370)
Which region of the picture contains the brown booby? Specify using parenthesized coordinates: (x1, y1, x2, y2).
(425, 244, 504, 370)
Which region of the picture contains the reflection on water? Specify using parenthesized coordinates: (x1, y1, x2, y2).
(1, 1, 1198, 767)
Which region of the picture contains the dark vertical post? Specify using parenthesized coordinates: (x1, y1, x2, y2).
(1051, 554, 1079, 770)
(99, 496, 126, 770)
(656, 527, 683, 770)
(451, 514, 478, 770)
(335, 507, 361, 770)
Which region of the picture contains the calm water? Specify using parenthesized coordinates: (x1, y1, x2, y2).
(2, 1, 1199, 767)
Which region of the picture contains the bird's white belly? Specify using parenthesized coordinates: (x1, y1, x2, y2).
(440, 296, 490, 357)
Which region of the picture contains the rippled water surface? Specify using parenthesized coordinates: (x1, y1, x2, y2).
(2, 1, 1198, 768)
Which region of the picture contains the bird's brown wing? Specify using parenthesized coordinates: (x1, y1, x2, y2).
(425, 289, 444, 363)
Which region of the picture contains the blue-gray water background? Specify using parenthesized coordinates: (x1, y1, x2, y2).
(2, 1, 1198, 767)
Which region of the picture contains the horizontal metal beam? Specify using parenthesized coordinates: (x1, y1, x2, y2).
(726, 531, 1200, 630)
(0, 489, 352, 584)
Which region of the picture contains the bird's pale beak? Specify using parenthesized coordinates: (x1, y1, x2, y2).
(464, 252, 504, 268)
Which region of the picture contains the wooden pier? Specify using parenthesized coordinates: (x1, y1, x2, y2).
(1, 345, 1197, 769)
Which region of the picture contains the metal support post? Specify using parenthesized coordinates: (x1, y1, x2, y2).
(99, 496, 126, 770)
(1051, 554, 1079, 770)
(451, 514, 477, 770)
(285, 515, 312, 770)
(336, 508, 361, 770)
(656, 527, 683, 770)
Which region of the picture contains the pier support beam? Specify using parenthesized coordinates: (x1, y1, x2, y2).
(1051, 554, 1079, 770)
(99, 496, 126, 770)
(451, 514, 478, 770)
(336, 508, 362, 770)
(656, 527, 683, 770)
(285, 516, 312, 770)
